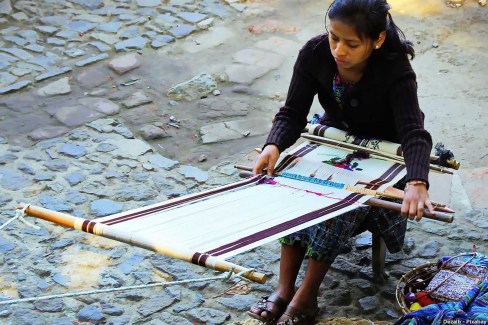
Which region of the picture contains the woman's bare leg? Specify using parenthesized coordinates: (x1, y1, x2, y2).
(277, 258, 330, 322)
(256, 244, 306, 319)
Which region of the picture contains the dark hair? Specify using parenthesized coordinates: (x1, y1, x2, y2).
(326, 0, 415, 59)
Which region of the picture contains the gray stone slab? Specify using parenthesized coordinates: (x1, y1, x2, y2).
(121, 91, 152, 108)
(46, 37, 66, 46)
(0, 52, 17, 64)
(17, 62, 45, 72)
(97, 21, 124, 33)
(37, 77, 71, 96)
(0, 71, 16, 87)
(85, 41, 111, 52)
(225, 63, 270, 85)
(177, 12, 207, 23)
(11, 11, 28, 21)
(75, 53, 109, 67)
(3, 35, 28, 46)
(0, 79, 31, 94)
(54, 105, 104, 127)
(68, 0, 104, 10)
(78, 97, 120, 116)
(16, 30, 39, 42)
(34, 67, 72, 82)
(168, 24, 195, 38)
(89, 33, 119, 45)
(136, 0, 162, 6)
(27, 56, 57, 69)
(114, 36, 148, 51)
(0, 0, 12, 14)
(10, 67, 31, 77)
(23, 44, 45, 53)
(1, 47, 34, 60)
(34, 26, 58, 35)
(40, 15, 71, 26)
(108, 138, 153, 158)
(0, 26, 18, 35)
(55, 30, 82, 41)
(150, 35, 175, 48)
(167, 73, 217, 101)
(153, 14, 180, 28)
(28, 126, 70, 141)
(108, 52, 142, 75)
(67, 21, 97, 33)
(64, 48, 86, 58)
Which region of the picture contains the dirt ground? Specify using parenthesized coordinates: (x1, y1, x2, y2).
(151, 0, 488, 171)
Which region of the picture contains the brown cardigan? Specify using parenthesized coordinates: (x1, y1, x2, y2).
(265, 34, 432, 183)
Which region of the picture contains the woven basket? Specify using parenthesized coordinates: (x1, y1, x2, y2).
(395, 262, 438, 314)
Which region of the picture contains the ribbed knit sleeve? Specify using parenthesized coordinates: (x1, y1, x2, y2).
(390, 77, 432, 184)
(265, 40, 320, 152)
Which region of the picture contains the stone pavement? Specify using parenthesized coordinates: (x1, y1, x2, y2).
(1, 0, 488, 324)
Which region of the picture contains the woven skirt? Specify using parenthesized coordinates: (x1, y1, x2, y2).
(279, 204, 407, 263)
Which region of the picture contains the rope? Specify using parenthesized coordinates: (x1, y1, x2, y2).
(0, 204, 40, 231)
(0, 268, 255, 306)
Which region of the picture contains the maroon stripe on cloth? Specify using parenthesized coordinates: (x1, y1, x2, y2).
(191, 253, 201, 265)
(87, 221, 96, 234)
(207, 163, 404, 257)
(102, 175, 265, 226)
(319, 125, 328, 137)
(275, 143, 318, 173)
(81, 220, 90, 232)
(365, 163, 405, 190)
(309, 125, 329, 137)
(199, 254, 209, 267)
(396, 146, 403, 156)
(206, 193, 363, 257)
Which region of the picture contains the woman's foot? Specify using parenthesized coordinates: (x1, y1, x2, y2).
(247, 292, 291, 324)
(276, 304, 319, 325)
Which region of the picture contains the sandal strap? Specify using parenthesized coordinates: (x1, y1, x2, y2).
(249, 294, 289, 323)
(278, 305, 319, 325)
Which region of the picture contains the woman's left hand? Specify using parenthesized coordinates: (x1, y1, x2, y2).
(401, 182, 435, 222)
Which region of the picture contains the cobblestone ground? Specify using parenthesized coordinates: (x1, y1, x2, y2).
(1, 0, 488, 324)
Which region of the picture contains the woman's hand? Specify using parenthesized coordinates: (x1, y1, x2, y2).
(252, 144, 280, 176)
(401, 181, 435, 222)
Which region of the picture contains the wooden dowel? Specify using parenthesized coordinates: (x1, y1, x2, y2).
(236, 171, 454, 223)
(304, 124, 460, 170)
(17, 203, 268, 284)
(366, 198, 454, 223)
(235, 166, 450, 210)
(301, 134, 454, 175)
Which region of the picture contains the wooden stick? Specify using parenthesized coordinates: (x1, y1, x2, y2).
(18, 203, 268, 284)
(236, 166, 453, 213)
(236, 170, 454, 223)
(304, 124, 460, 170)
(301, 134, 454, 175)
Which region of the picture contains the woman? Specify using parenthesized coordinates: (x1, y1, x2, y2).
(249, 0, 435, 324)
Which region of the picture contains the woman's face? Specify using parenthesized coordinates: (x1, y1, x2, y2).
(328, 19, 377, 70)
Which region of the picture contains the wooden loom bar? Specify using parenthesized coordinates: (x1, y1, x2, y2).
(304, 124, 460, 170)
(17, 203, 268, 284)
(235, 165, 452, 212)
(301, 134, 454, 175)
(236, 171, 454, 223)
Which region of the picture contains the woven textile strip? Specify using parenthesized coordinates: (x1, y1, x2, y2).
(87, 142, 406, 259)
(308, 124, 403, 156)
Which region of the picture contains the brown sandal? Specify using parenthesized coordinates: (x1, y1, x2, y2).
(247, 293, 288, 324)
(276, 305, 319, 325)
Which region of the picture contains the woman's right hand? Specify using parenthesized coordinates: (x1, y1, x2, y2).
(252, 144, 280, 176)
